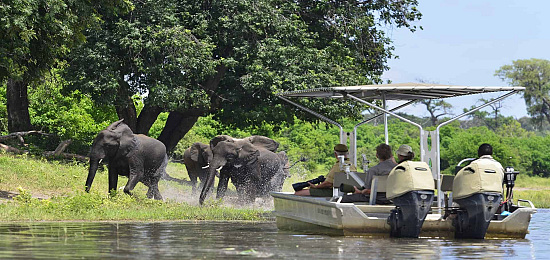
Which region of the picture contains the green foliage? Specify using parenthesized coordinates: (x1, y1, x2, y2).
(0, 0, 131, 81)
(170, 113, 550, 178)
(0, 82, 7, 134)
(64, 0, 423, 137)
(25, 68, 117, 153)
(496, 59, 550, 125)
(64, 0, 218, 109)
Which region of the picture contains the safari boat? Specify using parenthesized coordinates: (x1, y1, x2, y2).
(271, 83, 537, 239)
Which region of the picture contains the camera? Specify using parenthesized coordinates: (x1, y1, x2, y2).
(292, 175, 326, 191)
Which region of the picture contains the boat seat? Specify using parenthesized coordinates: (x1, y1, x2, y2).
(333, 172, 388, 205)
(368, 175, 388, 205)
(436, 174, 455, 207)
(439, 174, 454, 192)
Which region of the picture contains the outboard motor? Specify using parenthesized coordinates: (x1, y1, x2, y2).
(386, 161, 435, 238)
(452, 159, 504, 239)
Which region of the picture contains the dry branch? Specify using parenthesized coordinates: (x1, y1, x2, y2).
(0, 130, 54, 146)
(0, 143, 26, 154)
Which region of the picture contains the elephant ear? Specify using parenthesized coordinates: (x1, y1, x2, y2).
(114, 123, 138, 157)
(240, 142, 260, 166)
(107, 119, 125, 131)
(246, 135, 279, 152)
(210, 135, 234, 149)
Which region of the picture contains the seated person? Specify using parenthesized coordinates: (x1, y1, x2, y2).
(476, 143, 504, 170)
(340, 143, 397, 203)
(396, 144, 415, 163)
(294, 144, 357, 197)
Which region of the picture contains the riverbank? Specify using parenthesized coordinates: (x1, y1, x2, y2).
(0, 154, 270, 221)
(0, 154, 547, 221)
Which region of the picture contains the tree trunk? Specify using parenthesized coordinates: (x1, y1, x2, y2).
(135, 105, 162, 135)
(115, 79, 137, 132)
(157, 111, 200, 154)
(542, 98, 550, 124)
(155, 64, 228, 153)
(6, 78, 32, 132)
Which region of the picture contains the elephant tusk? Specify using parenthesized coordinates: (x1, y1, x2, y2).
(201, 165, 210, 169)
(99, 159, 103, 164)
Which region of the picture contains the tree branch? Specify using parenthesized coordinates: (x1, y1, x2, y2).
(0, 131, 54, 144)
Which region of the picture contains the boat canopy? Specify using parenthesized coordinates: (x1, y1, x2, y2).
(278, 82, 524, 100)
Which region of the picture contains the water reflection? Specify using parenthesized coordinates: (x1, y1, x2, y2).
(0, 209, 548, 259)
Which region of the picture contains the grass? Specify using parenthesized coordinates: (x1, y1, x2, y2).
(513, 190, 550, 209)
(0, 153, 268, 221)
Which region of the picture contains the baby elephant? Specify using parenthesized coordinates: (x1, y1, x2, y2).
(85, 119, 168, 200)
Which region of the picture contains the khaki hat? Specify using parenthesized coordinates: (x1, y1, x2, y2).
(334, 144, 349, 152)
(396, 144, 413, 156)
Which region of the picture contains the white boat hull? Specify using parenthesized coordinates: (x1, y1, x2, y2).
(272, 192, 536, 238)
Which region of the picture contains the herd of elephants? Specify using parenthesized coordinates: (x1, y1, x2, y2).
(84, 120, 290, 205)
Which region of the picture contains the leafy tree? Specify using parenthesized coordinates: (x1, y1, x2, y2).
(518, 116, 550, 133)
(65, 0, 423, 153)
(27, 68, 117, 153)
(0, 0, 130, 132)
(496, 58, 550, 125)
(462, 98, 515, 131)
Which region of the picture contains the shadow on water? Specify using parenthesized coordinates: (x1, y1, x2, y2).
(0, 209, 548, 259)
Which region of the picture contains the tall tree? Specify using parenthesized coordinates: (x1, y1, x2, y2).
(0, 0, 130, 132)
(496, 58, 550, 125)
(65, 0, 423, 153)
(420, 99, 452, 126)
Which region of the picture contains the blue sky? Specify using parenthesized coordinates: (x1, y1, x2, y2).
(381, 1, 550, 118)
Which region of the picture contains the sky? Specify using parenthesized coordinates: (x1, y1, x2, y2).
(381, 0, 550, 119)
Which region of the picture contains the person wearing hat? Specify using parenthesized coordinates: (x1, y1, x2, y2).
(341, 143, 397, 203)
(294, 143, 357, 197)
(396, 144, 415, 163)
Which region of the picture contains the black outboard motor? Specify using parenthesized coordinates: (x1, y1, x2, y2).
(452, 159, 504, 239)
(386, 161, 435, 238)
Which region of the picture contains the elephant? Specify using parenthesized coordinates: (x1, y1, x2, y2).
(199, 135, 289, 205)
(183, 142, 213, 193)
(85, 119, 171, 200)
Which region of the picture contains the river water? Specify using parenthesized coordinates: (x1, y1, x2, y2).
(0, 209, 548, 259)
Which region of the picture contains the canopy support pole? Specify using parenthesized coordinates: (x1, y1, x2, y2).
(353, 100, 416, 166)
(347, 95, 425, 159)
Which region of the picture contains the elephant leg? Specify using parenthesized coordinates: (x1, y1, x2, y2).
(147, 180, 162, 200)
(216, 173, 230, 199)
(146, 187, 153, 198)
(234, 178, 255, 203)
(189, 171, 198, 194)
(108, 165, 119, 194)
(123, 168, 141, 196)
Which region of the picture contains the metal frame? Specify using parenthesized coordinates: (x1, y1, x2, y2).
(352, 100, 416, 166)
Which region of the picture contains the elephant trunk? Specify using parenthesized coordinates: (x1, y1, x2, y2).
(85, 158, 100, 192)
(199, 158, 225, 205)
